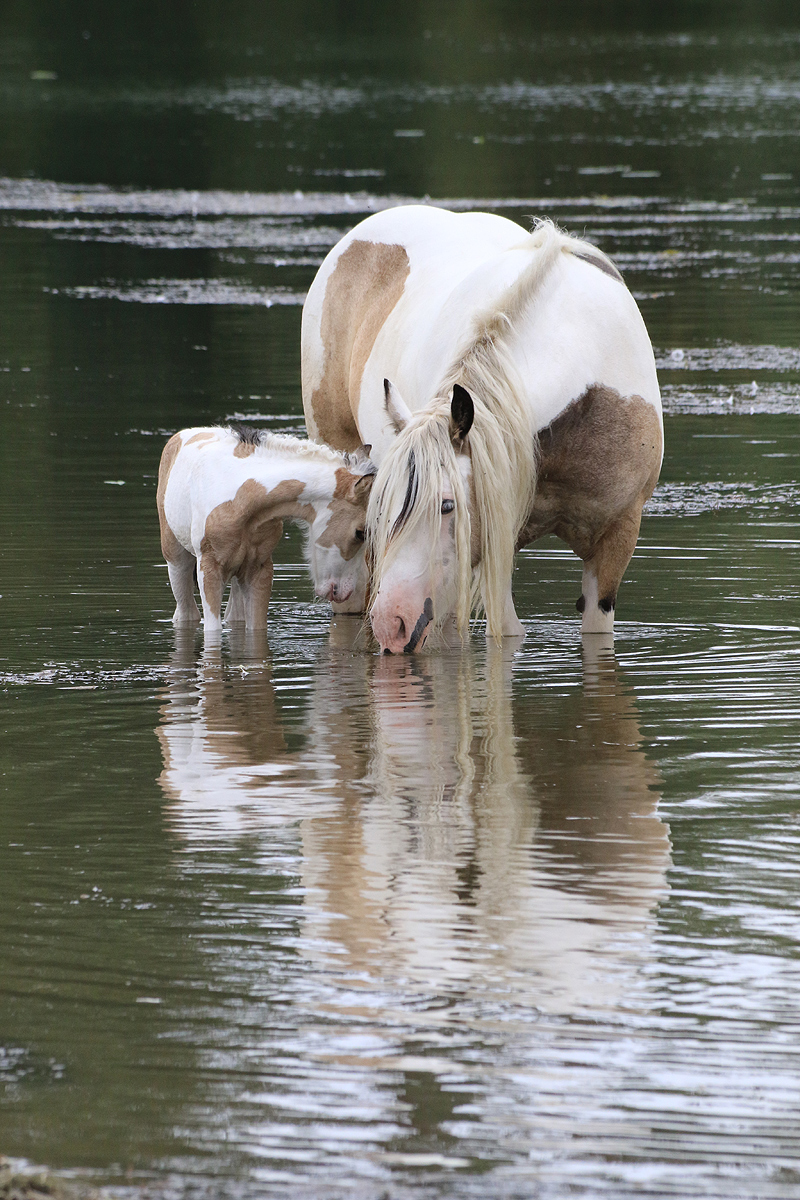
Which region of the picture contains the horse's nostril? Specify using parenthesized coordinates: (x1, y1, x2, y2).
(397, 618, 406, 641)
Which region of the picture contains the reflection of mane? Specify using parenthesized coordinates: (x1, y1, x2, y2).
(366, 649, 531, 841)
(368, 221, 620, 638)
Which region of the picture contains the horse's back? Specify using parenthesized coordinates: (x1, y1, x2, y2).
(302, 206, 660, 468)
(301, 207, 528, 453)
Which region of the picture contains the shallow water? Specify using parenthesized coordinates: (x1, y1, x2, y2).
(2, 9, 800, 1199)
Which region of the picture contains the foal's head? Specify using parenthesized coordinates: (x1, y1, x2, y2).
(308, 447, 375, 610)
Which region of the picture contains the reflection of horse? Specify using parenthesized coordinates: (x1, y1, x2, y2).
(157, 425, 374, 633)
(157, 626, 669, 1015)
(301, 207, 663, 651)
(299, 635, 669, 1009)
(156, 629, 299, 836)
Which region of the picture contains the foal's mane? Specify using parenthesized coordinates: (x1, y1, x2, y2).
(229, 424, 373, 475)
(369, 219, 604, 638)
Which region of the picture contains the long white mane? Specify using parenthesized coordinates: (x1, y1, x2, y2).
(368, 219, 610, 638)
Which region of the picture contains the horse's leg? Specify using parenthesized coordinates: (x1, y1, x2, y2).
(500, 585, 526, 638)
(242, 560, 274, 630)
(167, 548, 200, 625)
(224, 576, 246, 624)
(578, 500, 645, 635)
(197, 552, 225, 634)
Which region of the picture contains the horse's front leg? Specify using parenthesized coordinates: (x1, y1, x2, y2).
(500, 585, 526, 638)
(578, 500, 645, 636)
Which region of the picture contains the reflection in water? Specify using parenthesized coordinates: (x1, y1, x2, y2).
(158, 625, 669, 1020)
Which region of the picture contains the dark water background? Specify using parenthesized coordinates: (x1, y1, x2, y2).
(2, 4, 800, 1197)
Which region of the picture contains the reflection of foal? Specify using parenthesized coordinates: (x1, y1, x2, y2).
(157, 425, 374, 632)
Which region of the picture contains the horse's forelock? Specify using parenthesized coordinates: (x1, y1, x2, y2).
(390, 448, 418, 538)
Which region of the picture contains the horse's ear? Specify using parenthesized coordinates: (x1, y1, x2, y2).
(384, 379, 412, 433)
(450, 384, 474, 442)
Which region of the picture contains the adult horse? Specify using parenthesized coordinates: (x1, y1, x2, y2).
(301, 205, 662, 653)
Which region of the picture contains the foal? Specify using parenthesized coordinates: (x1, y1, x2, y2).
(157, 425, 374, 632)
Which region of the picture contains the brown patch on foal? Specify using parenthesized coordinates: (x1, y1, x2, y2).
(519, 385, 662, 605)
(310, 240, 410, 451)
(185, 430, 216, 446)
(233, 441, 257, 458)
(315, 469, 373, 561)
(200, 478, 314, 584)
(157, 432, 185, 564)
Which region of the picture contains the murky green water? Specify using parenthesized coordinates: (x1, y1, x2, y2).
(3, 8, 800, 1198)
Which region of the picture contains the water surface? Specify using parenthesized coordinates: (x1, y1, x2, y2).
(2, 10, 800, 1199)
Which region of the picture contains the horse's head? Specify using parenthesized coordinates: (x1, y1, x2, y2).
(368, 380, 475, 654)
(308, 449, 375, 611)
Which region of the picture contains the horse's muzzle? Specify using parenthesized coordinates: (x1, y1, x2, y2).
(372, 596, 434, 654)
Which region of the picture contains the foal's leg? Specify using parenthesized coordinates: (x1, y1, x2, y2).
(167, 547, 200, 625)
(241, 560, 274, 630)
(224, 576, 246, 624)
(578, 501, 645, 635)
(197, 552, 225, 634)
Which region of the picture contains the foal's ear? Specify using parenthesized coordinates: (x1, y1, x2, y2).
(355, 472, 374, 495)
(346, 471, 375, 503)
(384, 379, 413, 433)
(450, 384, 474, 442)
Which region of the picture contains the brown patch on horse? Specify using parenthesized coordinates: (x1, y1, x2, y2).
(157, 432, 185, 564)
(200, 478, 314, 584)
(310, 240, 410, 451)
(315, 469, 373, 561)
(233, 441, 257, 458)
(186, 430, 216, 446)
(519, 385, 662, 603)
(570, 248, 624, 284)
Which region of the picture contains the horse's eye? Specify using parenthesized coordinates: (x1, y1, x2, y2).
(441, 499, 455, 515)
(355, 528, 365, 542)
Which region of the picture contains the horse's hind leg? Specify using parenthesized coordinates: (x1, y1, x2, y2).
(197, 553, 225, 634)
(224, 576, 246, 625)
(578, 500, 645, 635)
(241, 560, 274, 630)
(167, 548, 201, 625)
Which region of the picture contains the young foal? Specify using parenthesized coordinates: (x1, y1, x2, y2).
(157, 425, 374, 631)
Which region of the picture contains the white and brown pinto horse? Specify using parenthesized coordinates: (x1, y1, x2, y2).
(157, 425, 374, 632)
(301, 206, 662, 653)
